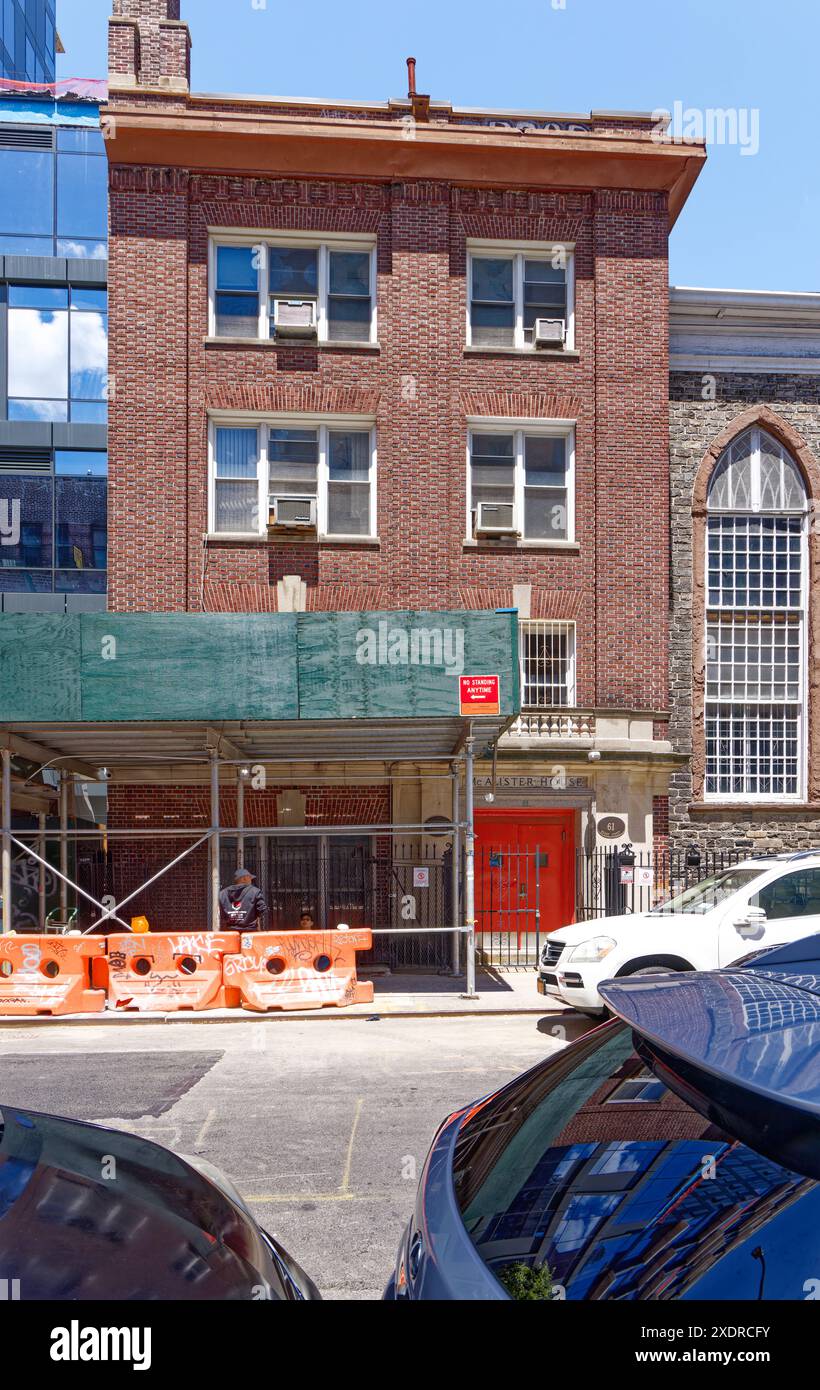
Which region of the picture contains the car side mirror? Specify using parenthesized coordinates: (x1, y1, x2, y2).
(735, 906, 767, 937)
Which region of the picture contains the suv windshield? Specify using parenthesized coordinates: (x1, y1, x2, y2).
(648, 867, 760, 915)
(452, 1021, 819, 1300)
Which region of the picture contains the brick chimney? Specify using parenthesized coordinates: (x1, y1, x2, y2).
(108, 0, 191, 93)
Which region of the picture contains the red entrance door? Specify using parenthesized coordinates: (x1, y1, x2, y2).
(474, 809, 575, 943)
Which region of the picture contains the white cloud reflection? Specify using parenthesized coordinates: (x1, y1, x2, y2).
(8, 306, 107, 403)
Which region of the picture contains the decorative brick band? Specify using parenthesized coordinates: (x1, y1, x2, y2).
(193, 175, 390, 209)
(452, 188, 592, 215)
(306, 586, 390, 612)
(202, 581, 278, 613)
(205, 385, 381, 416)
(200, 201, 384, 234)
(462, 391, 582, 419)
(454, 589, 584, 618)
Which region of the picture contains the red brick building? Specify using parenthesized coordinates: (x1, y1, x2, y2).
(101, 0, 705, 951)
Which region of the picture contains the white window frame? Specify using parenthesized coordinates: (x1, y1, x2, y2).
(207, 414, 377, 541)
(466, 418, 576, 545)
(704, 428, 808, 803)
(208, 230, 378, 345)
(520, 619, 577, 709)
(466, 239, 575, 352)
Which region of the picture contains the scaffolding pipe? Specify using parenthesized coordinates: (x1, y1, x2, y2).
(38, 812, 46, 931)
(10, 835, 132, 932)
(89, 831, 214, 932)
(451, 765, 461, 976)
(210, 751, 221, 932)
(59, 772, 69, 921)
(463, 732, 478, 998)
(236, 771, 245, 869)
(11, 822, 466, 840)
(1, 748, 11, 936)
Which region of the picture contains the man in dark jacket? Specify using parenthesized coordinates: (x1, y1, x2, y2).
(218, 868, 268, 931)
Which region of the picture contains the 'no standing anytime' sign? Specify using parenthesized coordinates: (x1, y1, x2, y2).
(459, 675, 501, 716)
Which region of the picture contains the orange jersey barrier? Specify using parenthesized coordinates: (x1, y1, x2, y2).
(0, 934, 106, 1016)
(223, 930, 374, 1012)
(97, 931, 241, 1012)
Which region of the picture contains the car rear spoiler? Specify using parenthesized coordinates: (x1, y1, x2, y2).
(599, 960, 820, 1181)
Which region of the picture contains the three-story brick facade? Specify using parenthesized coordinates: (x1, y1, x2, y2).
(100, 0, 705, 945)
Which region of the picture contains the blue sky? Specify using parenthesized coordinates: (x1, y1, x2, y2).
(57, 0, 820, 292)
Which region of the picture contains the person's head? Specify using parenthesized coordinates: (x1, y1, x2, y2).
(232, 868, 255, 888)
(299, 911, 315, 930)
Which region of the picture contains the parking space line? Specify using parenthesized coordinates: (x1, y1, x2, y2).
(339, 1097, 364, 1195)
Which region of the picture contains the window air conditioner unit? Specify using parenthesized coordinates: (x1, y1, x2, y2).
(269, 496, 318, 529)
(273, 299, 318, 338)
(475, 502, 518, 536)
(534, 317, 566, 348)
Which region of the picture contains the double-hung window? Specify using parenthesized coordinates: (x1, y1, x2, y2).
(468, 424, 575, 542)
(467, 242, 574, 351)
(209, 419, 376, 539)
(704, 427, 807, 800)
(210, 235, 377, 344)
(212, 427, 261, 535)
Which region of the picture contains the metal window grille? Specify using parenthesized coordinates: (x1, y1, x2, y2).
(705, 704, 800, 798)
(520, 620, 575, 708)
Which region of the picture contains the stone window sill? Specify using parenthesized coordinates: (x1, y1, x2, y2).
(204, 337, 380, 352)
(463, 346, 580, 360)
(207, 533, 380, 547)
(463, 538, 580, 552)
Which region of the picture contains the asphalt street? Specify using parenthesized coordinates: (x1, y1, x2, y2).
(0, 1014, 581, 1300)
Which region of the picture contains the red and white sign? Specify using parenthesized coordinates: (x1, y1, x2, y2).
(413, 867, 430, 889)
(459, 675, 500, 717)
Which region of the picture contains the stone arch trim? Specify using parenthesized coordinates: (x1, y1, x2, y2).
(691, 406, 820, 804)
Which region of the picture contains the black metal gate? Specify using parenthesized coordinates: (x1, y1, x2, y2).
(474, 843, 545, 966)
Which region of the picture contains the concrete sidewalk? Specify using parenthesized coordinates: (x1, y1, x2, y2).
(0, 967, 570, 1026)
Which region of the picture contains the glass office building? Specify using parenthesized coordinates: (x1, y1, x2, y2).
(0, 0, 56, 84)
(0, 122, 107, 258)
(0, 89, 108, 612)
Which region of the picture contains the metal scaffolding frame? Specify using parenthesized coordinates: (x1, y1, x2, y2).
(1, 723, 491, 998)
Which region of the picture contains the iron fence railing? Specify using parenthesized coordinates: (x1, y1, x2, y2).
(574, 848, 746, 921)
(12, 832, 751, 973)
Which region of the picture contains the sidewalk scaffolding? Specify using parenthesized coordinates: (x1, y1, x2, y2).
(0, 610, 523, 1002)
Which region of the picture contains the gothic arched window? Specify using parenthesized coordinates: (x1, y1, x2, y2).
(705, 426, 807, 799)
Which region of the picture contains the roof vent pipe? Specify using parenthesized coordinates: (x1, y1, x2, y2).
(406, 56, 430, 122)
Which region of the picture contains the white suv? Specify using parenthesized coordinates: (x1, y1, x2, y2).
(538, 852, 820, 1016)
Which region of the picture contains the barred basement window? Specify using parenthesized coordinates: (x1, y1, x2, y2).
(704, 427, 807, 800)
(520, 620, 576, 708)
